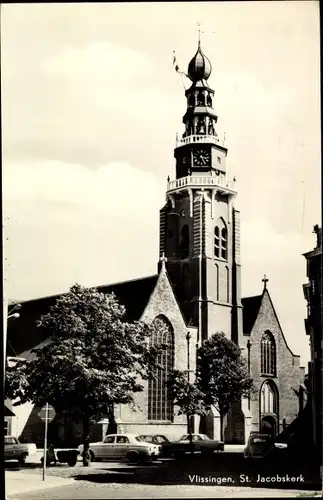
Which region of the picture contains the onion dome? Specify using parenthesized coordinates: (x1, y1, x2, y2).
(187, 42, 212, 82)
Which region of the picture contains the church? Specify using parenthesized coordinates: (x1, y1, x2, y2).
(6, 41, 305, 446)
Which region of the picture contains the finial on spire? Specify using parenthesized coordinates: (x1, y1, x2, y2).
(262, 274, 269, 289)
(197, 21, 203, 48)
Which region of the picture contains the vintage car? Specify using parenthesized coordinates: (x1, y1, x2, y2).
(77, 434, 160, 463)
(244, 433, 288, 459)
(161, 433, 224, 457)
(4, 436, 37, 464)
(139, 434, 170, 445)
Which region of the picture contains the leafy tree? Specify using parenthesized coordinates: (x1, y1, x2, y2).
(196, 332, 254, 441)
(167, 370, 207, 452)
(5, 284, 163, 466)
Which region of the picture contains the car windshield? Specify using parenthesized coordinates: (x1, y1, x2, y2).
(135, 436, 144, 442)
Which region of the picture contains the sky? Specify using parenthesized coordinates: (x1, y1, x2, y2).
(2, 2, 321, 366)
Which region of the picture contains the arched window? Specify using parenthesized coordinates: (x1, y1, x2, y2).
(261, 331, 276, 376)
(214, 218, 228, 261)
(260, 380, 278, 415)
(148, 316, 174, 422)
(181, 225, 190, 259)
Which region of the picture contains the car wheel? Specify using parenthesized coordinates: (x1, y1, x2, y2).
(127, 451, 140, 464)
(19, 453, 27, 465)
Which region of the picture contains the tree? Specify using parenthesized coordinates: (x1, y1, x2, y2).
(196, 333, 254, 441)
(5, 284, 162, 466)
(166, 370, 206, 452)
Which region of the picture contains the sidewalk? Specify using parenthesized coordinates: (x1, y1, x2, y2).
(5, 470, 74, 498)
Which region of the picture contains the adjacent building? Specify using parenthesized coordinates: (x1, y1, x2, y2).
(303, 224, 322, 456)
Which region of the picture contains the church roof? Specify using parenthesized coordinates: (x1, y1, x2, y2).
(96, 275, 158, 321)
(7, 275, 159, 357)
(241, 294, 263, 334)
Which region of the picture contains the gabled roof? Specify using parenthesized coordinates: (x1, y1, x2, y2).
(241, 294, 263, 335)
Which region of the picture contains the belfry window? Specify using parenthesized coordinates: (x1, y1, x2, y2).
(214, 219, 228, 261)
(148, 316, 174, 421)
(221, 228, 227, 259)
(261, 331, 276, 376)
(214, 227, 220, 257)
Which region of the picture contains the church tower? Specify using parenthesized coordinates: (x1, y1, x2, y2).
(159, 41, 243, 346)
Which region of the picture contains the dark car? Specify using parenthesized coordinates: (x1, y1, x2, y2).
(139, 434, 170, 445)
(244, 433, 288, 459)
(161, 433, 224, 457)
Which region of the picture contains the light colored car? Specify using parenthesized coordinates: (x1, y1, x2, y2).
(4, 436, 37, 464)
(161, 433, 224, 457)
(244, 433, 288, 459)
(77, 434, 160, 464)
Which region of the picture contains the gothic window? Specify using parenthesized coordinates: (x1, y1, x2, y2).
(181, 225, 190, 259)
(214, 227, 220, 257)
(225, 266, 230, 302)
(221, 228, 227, 259)
(148, 316, 174, 422)
(260, 380, 278, 415)
(207, 93, 212, 106)
(261, 331, 276, 376)
(214, 219, 228, 260)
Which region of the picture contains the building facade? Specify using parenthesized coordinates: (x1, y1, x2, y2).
(303, 225, 322, 456)
(6, 42, 305, 446)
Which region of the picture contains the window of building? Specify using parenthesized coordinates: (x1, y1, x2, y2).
(261, 331, 276, 376)
(260, 381, 278, 415)
(221, 228, 227, 259)
(217, 157, 221, 163)
(214, 227, 220, 257)
(214, 219, 228, 261)
(148, 316, 174, 422)
(4, 420, 9, 436)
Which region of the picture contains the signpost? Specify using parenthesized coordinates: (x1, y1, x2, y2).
(39, 403, 56, 481)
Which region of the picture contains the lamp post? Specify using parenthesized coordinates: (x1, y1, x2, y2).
(247, 340, 252, 410)
(186, 332, 191, 382)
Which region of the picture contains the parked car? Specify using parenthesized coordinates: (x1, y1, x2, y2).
(139, 434, 170, 445)
(77, 434, 160, 464)
(4, 436, 37, 464)
(244, 433, 288, 459)
(161, 433, 224, 457)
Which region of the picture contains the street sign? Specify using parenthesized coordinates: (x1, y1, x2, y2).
(39, 404, 56, 423)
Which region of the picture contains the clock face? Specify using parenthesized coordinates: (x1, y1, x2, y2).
(193, 149, 211, 167)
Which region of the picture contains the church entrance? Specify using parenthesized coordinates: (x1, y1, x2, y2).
(260, 415, 277, 438)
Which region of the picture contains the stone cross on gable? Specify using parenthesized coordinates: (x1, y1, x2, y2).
(262, 274, 269, 289)
(160, 252, 168, 268)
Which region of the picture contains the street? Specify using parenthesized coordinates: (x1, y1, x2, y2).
(5, 450, 321, 499)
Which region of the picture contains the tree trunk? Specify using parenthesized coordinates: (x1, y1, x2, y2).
(82, 416, 91, 467)
(187, 414, 194, 455)
(107, 405, 118, 435)
(220, 413, 224, 442)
